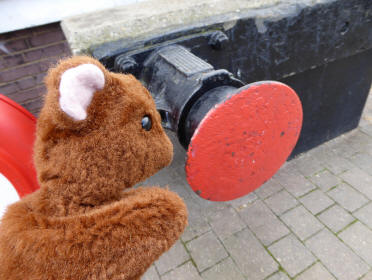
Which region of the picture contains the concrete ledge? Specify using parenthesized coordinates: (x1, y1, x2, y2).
(62, 0, 336, 54)
(0, 0, 144, 34)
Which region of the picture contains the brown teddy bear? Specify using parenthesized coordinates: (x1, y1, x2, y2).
(0, 56, 188, 280)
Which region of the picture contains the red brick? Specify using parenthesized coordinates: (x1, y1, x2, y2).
(39, 57, 61, 72)
(23, 49, 43, 62)
(4, 38, 28, 53)
(35, 72, 46, 85)
(29, 107, 42, 117)
(62, 42, 71, 54)
(23, 42, 69, 63)
(0, 83, 19, 95)
(25, 98, 44, 116)
(44, 43, 67, 57)
(17, 76, 36, 90)
(0, 23, 71, 113)
(9, 85, 45, 104)
(32, 23, 61, 35)
(0, 63, 40, 82)
(29, 31, 65, 47)
(0, 54, 24, 69)
(0, 28, 31, 41)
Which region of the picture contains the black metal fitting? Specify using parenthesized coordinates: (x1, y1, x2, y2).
(208, 31, 229, 50)
(114, 55, 139, 76)
(138, 45, 243, 148)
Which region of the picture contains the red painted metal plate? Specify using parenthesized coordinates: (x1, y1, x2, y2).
(186, 81, 303, 201)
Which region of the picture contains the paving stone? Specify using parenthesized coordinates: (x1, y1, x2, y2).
(326, 133, 359, 158)
(340, 168, 372, 200)
(295, 263, 335, 280)
(139, 158, 193, 200)
(228, 192, 258, 210)
(182, 225, 211, 242)
(239, 200, 290, 245)
(264, 189, 298, 215)
(360, 123, 372, 137)
(161, 261, 202, 280)
(305, 228, 369, 280)
(201, 258, 245, 280)
(273, 161, 294, 179)
(343, 131, 372, 155)
(349, 153, 372, 176)
(141, 165, 179, 187)
(306, 144, 336, 163)
(266, 271, 290, 280)
(359, 117, 371, 128)
(322, 154, 355, 175)
(207, 206, 246, 240)
(142, 265, 160, 280)
(275, 169, 316, 198)
(292, 154, 325, 177)
(281, 205, 323, 241)
(354, 203, 372, 229)
(190, 196, 227, 217)
(309, 170, 341, 191)
(328, 183, 368, 212)
(361, 271, 372, 280)
(254, 178, 283, 199)
(165, 132, 188, 172)
(333, 130, 372, 156)
(181, 199, 211, 242)
(167, 177, 195, 200)
(339, 222, 372, 266)
(317, 204, 355, 233)
(299, 190, 334, 215)
(186, 231, 228, 272)
(155, 240, 190, 275)
(223, 228, 278, 280)
(269, 234, 315, 277)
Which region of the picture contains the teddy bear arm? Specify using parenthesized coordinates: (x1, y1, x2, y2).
(115, 187, 188, 278)
(51, 187, 188, 279)
(116, 186, 188, 251)
(118, 186, 188, 241)
(0, 187, 187, 280)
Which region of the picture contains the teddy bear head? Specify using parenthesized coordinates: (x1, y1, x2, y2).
(33, 56, 173, 212)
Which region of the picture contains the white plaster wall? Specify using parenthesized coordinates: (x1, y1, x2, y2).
(0, 0, 147, 33)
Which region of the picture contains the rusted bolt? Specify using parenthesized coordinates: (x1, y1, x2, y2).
(208, 31, 229, 50)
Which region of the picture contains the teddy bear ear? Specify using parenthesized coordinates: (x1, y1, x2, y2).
(59, 63, 105, 121)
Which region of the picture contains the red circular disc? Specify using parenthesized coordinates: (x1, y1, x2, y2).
(186, 81, 303, 201)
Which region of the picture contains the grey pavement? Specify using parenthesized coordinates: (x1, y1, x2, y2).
(142, 88, 372, 280)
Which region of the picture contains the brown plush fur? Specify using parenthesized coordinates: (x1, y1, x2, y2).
(0, 56, 188, 280)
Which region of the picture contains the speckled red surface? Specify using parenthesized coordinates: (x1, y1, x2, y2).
(186, 81, 303, 201)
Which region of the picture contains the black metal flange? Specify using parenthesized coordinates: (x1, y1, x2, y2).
(133, 44, 244, 148)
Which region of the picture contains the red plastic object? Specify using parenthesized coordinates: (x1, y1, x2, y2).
(0, 94, 39, 197)
(186, 81, 303, 201)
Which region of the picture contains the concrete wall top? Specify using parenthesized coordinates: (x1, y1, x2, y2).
(0, 0, 145, 34)
(61, 0, 336, 55)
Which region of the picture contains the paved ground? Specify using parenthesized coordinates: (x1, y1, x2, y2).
(142, 89, 372, 280)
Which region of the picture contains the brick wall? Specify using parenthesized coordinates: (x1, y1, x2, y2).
(0, 23, 71, 116)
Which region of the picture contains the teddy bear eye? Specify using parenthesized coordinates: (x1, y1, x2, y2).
(141, 115, 152, 131)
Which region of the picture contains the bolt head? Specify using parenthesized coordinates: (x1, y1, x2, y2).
(208, 31, 229, 50)
(115, 56, 139, 75)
